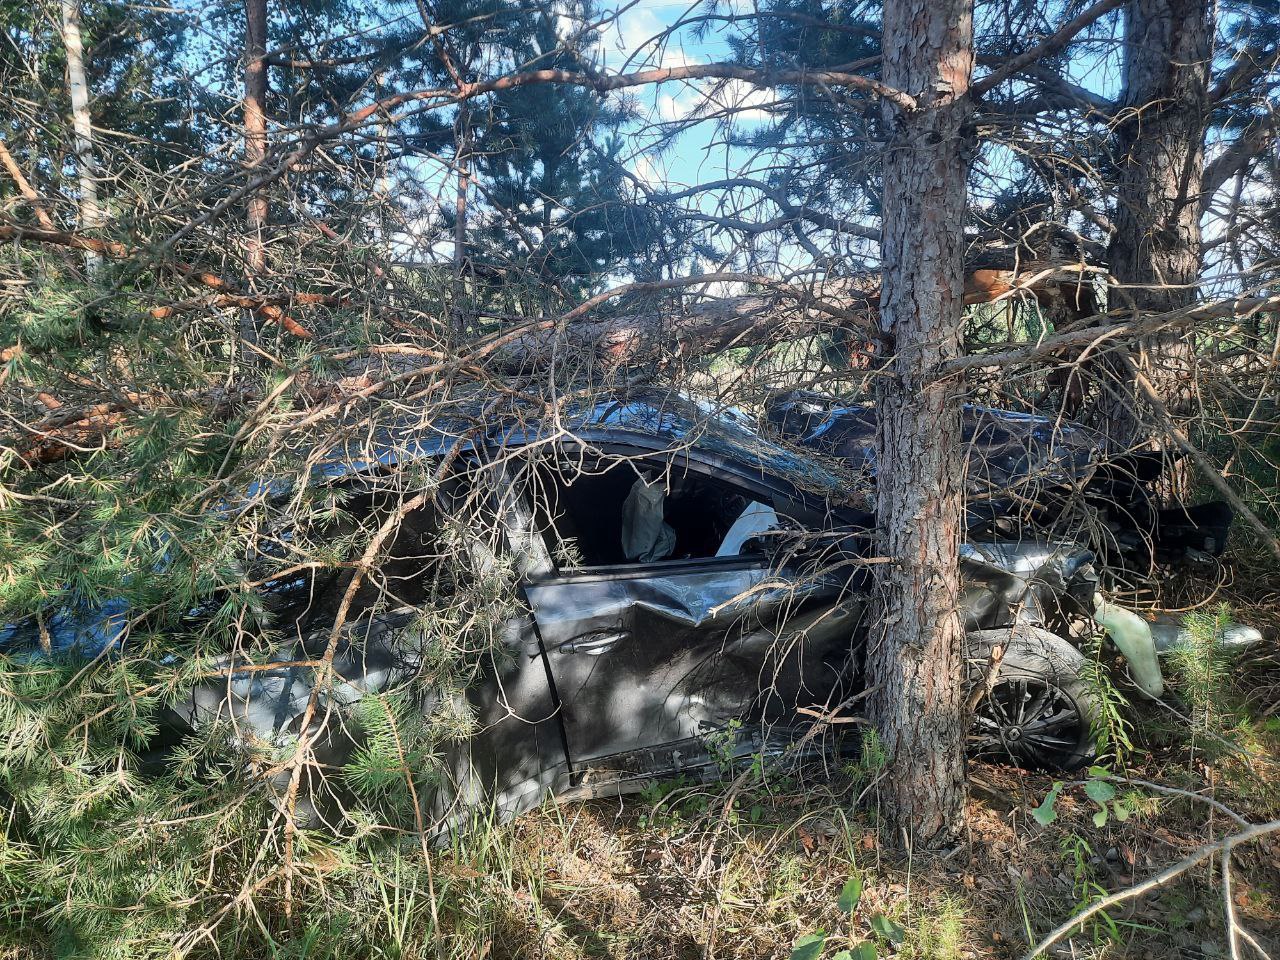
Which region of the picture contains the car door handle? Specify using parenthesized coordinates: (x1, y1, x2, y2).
(558, 630, 629, 655)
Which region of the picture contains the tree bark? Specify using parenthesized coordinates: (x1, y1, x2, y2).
(497, 265, 1084, 370)
(243, 0, 269, 272)
(865, 0, 975, 844)
(0, 137, 56, 230)
(1101, 0, 1214, 453)
(59, 0, 101, 275)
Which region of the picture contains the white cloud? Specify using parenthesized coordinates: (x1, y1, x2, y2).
(651, 78, 775, 125)
(657, 92, 691, 121)
(707, 79, 775, 123)
(630, 153, 663, 186)
(618, 6, 665, 54)
(601, 4, 703, 71)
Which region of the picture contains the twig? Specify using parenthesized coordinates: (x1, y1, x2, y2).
(1021, 818, 1280, 960)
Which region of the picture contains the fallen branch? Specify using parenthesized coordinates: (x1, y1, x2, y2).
(1128, 359, 1280, 563)
(0, 139, 57, 230)
(1021, 818, 1280, 960)
(945, 294, 1280, 374)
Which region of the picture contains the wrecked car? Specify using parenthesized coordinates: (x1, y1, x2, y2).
(766, 389, 1263, 691)
(0, 391, 1234, 830)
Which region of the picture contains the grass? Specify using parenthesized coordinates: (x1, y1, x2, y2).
(329, 738, 1274, 960)
(1, 724, 1276, 960)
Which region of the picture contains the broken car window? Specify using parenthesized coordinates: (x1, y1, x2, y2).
(529, 454, 783, 569)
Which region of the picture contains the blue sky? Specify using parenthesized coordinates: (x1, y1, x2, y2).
(161, 0, 1253, 286)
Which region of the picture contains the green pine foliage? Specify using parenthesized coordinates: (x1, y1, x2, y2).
(0, 263, 527, 954)
(1168, 604, 1235, 739)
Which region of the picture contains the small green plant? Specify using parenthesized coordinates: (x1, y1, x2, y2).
(1079, 637, 1134, 765)
(844, 727, 888, 790)
(868, 912, 905, 945)
(635, 775, 702, 827)
(790, 931, 832, 960)
(786, 872, 883, 960)
(1058, 833, 1136, 945)
(1032, 768, 1142, 828)
(1169, 604, 1235, 740)
(705, 717, 744, 773)
(896, 897, 966, 960)
(1057, 831, 1156, 947)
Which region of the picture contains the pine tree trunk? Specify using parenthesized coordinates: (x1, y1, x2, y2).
(867, 0, 974, 845)
(1102, 0, 1214, 456)
(243, 0, 269, 273)
(0, 137, 55, 230)
(59, 0, 101, 275)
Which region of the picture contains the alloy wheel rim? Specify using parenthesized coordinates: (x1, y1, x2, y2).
(970, 677, 1084, 766)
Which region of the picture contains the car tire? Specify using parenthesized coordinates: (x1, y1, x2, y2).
(965, 626, 1099, 771)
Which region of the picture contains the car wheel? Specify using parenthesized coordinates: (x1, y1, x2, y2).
(965, 626, 1099, 771)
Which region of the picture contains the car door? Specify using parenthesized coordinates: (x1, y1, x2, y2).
(517, 445, 866, 787)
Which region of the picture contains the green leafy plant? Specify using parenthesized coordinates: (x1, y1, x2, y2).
(1060, 834, 1126, 944)
(838, 874, 865, 914)
(705, 717, 745, 773)
(791, 931, 830, 960)
(787, 873, 879, 960)
(1032, 781, 1065, 826)
(1079, 637, 1134, 765)
(869, 913, 905, 945)
(1033, 769, 1141, 828)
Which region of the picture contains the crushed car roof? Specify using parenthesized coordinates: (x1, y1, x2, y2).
(2, 391, 863, 656)
(317, 390, 861, 501)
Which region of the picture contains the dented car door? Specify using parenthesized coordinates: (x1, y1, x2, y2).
(516, 446, 865, 788)
(525, 557, 862, 786)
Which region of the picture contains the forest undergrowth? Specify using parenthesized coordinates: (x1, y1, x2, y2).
(2, 544, 1276, 960)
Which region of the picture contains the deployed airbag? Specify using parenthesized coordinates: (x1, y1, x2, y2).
(717, 501, 779, 556)
(621, 477, 677, 562)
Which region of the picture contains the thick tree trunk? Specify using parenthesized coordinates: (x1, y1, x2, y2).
(243, 0, 269, 272)
(59, 0, 101, 275)
(866, 0, 974, 844)
(1102, 0, 1214, 454)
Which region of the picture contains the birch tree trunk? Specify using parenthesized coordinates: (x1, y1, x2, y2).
(452, 106, 471, 332)
(59, 0, 101, 275)
(866, 0, 975, 844)
(1102, 0, 1214, 454)
(453, 107, 470, 279)
(243, 0, 269, 272)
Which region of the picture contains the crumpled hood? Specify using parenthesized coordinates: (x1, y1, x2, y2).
(958, 540, 1099, 632)
(771, 396, 1103, 492)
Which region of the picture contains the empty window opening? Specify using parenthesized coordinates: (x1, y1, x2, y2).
(529, 456, 781, 568)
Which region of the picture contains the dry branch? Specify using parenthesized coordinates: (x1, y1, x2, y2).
(0, 139, 56, 230)
(1021, 818, 1280, 960)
